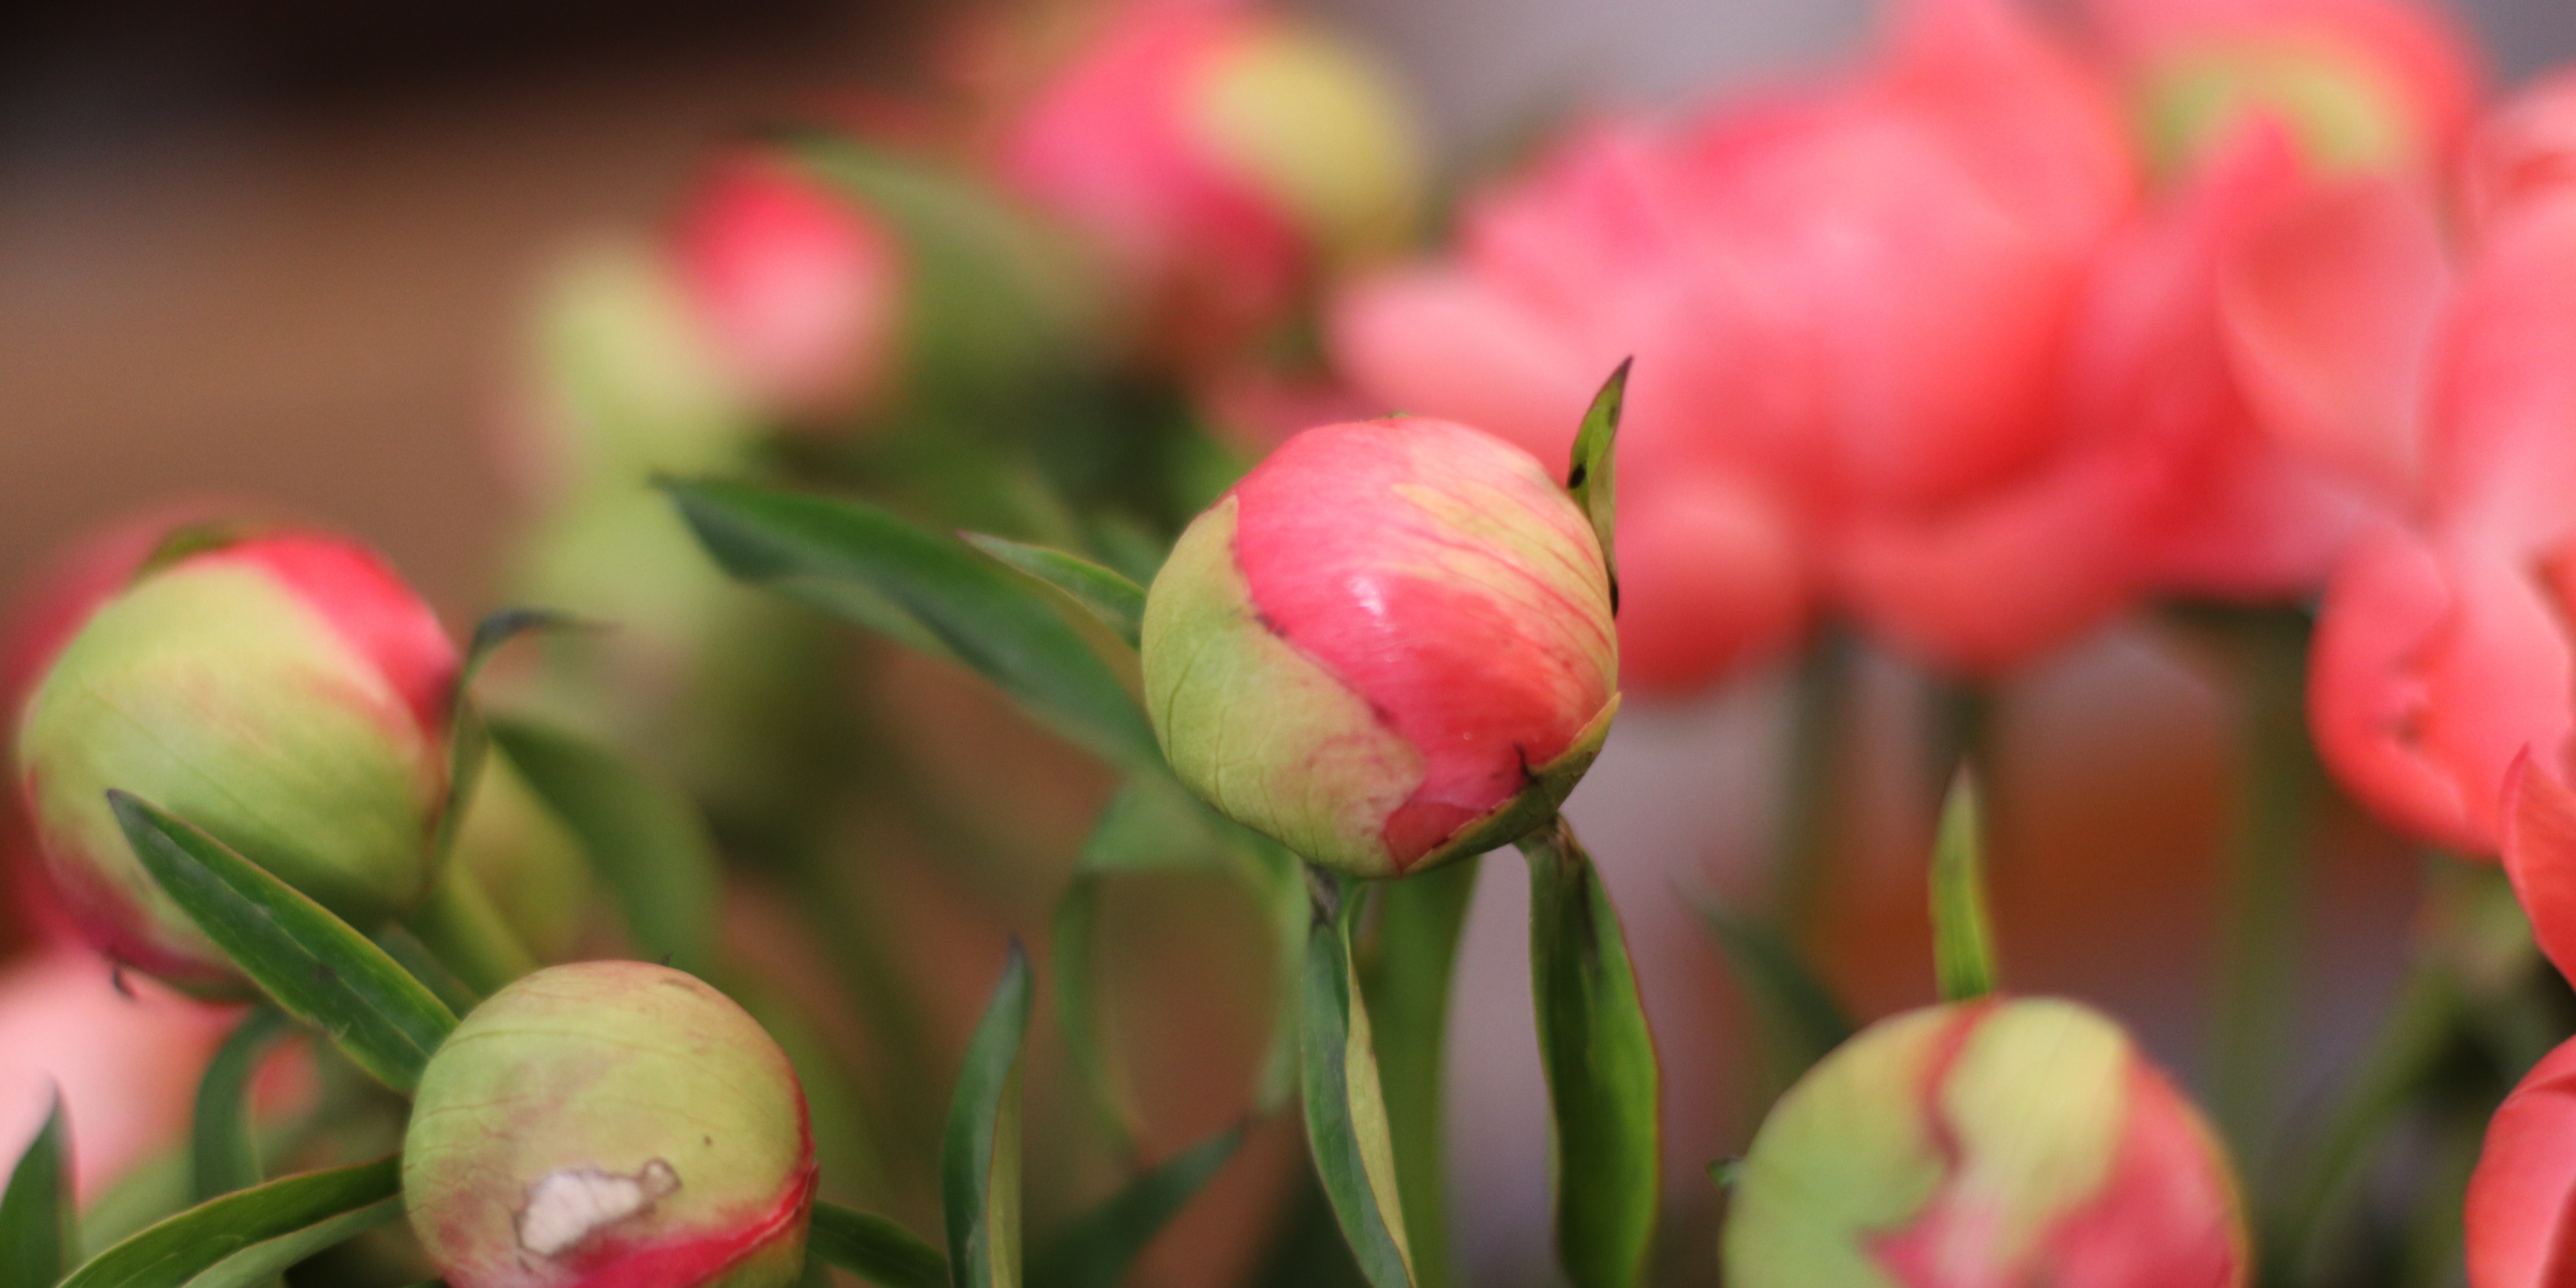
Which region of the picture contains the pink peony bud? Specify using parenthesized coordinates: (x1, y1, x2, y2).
(1724, 997, 2248, 1288)
(673, 153, 905, 424)
(2099, 0, 2481, 180)
(14, 527, 458, 994)
(402, 961, 817, 1288)
(1004, 0, 1424, 363)
(1140, 417, 1617, 877)
(2466, 1035, 2576, 1288)
(0, 947, 231, 1202)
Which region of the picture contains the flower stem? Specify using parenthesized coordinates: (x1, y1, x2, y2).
(1774, 628, 1857, 938)
(2208, 607, 2317, 1171)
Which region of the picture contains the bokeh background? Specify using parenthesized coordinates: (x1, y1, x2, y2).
(3, 1, 2569, 1285)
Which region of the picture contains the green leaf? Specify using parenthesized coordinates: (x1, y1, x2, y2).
(1049, 877, 1134, 1162)
(181, 1196, 402, 1288)
(484, 717, 723, 978)
(1, 1089, 74, 1288)
(1028, 1124, 1244, 1288)
(1358, 861, 1479, 1288)
(665, 479, 1160, 770)
(400, 862, 539, 999)
(962, 535, 1146, 650)
(110, 795, 456, 1093)
(431, 608, 580, 869)
(61, 1156, 400, 1288)
(1517, 821, 1659, 1288)
(369, 927, 481, 1017)
(1929, 772, 1999, 1003)
(809, 1204, 950, 1288)
(190, 1009, 294, 1203)
(1563, 359, 1630, 612)
(945, 944, 1033, 1288)
(1299, 871, 1416, 1288)
(1686, 899, 1853, 1093)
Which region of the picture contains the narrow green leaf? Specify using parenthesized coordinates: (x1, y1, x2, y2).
(181, 1195, 402, 1288)
(190, 1009, 293, 1203)
(945, 944, 1033, 1288)
(1, 1089, 74, 1288)
(962, 534, 1146, 650)
(369, 927, 481, 1017)
(1686, 897, 1854, 1092)
(1028, 1124, 1244, 1288)
(1929, 772, 1999, 1003)
(62, 1156, 400, 1288)
(664, 479, 1159, 770)
(1299, 871, 1416, 1288)
(431, 608, 580, 868)
(1358, 861, 1479, 1288)
(1518, 820, 1659, 1288)
(1563, 359, 1630, 612)
(1050, 877, 1135, 1162)
(110, 795, 455, 1093)
(401, 862, 539, 998)
(484, 717, 723, 977)
(808, 1204, 949, 1288)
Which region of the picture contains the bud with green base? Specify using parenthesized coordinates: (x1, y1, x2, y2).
(1140, 415, 1618, 878)
(14, 527, 458, 996)
(403, 960, 818, 1288)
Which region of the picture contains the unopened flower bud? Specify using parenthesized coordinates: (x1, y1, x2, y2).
(15, 528, 457, 994)
(403, 961, 817, 1288)
(1725, 997, 2248, 1288)
(1005, 2, 1423, 359)
(674, 152, 905, 424)
(1141, 417, 1617, 877)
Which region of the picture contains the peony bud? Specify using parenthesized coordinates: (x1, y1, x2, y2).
(403, 961, 817, 1288)
(1724, 997, 2248, 1288)
(1004, 1, 1423, 361)
(2466, 1036, 2576, 1288)
(1140, 417, 1617, 877)
(673, 152, 905, 424)
(14, 528, 458, 994)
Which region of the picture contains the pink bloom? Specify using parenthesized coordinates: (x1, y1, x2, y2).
(1142, 417, 1617, 876)
(1333, 0, 2137, 684)
(1004, 0, 1422, 365)
(2462, 72, 2576, 240)
(2090, 0, 2481, 179)
(2307, 196, 2576, 852)
(0, 948, 230, 1201)
(673, 153, 905, 423)
(2467, 1033, 2576, 1288)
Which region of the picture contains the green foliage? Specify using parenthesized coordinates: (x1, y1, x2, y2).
(1564, 359, 1630, 611)
(1689, 899, 1853, 1093)
(1299, 872, 1416, 1288)
(1358, 860, 1481, 1288)
(1519, 821, 1660, 1288)
(1, 1091, 74, 1288)
(61, 1156, 400, 1288)
(1027, 1125, 1245, 1288)
(181, 1197, 403, 1288)
(189, 1008, 294, 1203)
(1929, 773, 2000, 1003)
(111, 794, 456, 1093)
(809, 1205, 950, 1288)
(946, 945, 1033, 1288)
(962, 535, 1146, 649)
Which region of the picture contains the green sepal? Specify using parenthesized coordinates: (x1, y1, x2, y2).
(1929, 773, 2000, 1003)
(110, 793, 455, 1093)
(1565, 359, 1629, 612)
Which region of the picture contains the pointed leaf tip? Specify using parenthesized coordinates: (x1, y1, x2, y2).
(1930, 771, 1999, 1003)
(1565, 360, 1629, 614)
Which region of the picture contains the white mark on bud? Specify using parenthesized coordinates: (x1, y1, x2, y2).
(515, 1159, 681, 1257)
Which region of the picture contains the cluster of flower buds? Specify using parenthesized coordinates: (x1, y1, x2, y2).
(12, 524, 457, 995)
(1725, 997, 2248, 1287)
(1141, 416, 1618, 876)
(403, 961, 817, 1288)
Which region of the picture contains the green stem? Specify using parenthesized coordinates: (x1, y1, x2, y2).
(400, 864, 538, 998)
(2210, 609, 2317, 1172)
(1358, 858, 1480, 1288)
(1774, 628, 1857, 938)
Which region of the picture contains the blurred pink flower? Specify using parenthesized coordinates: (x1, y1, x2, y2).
(1004, 0, 1421, 367)
(2462, 72, 2576, 242)
(0, 948, 230, 1202)
(2466, 1028, 2576, 1288)
(2089, 0, 2480, 179)
(1333, 0, 2138, 685)
(2306, 176, 2576, 853)
(674, 152, 905, 424)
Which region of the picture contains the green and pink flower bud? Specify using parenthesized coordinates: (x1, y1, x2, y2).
(13, 527, 458, 994)
(403, 961, 817, 1288)
(1724, 997, 2249, 1288)
(1140, 417, 1618, 878)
